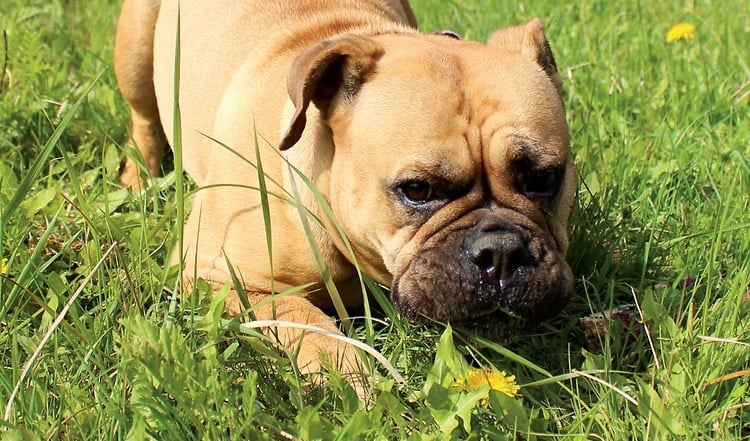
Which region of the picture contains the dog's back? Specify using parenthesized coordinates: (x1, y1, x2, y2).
(145, 0, 414, 183)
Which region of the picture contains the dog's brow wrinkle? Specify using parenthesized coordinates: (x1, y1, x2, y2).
(508, 135, 562, 165)
(510, 133, 541, 148)
(508, 139, 537, 161)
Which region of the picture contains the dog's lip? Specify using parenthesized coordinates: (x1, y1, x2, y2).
(451, 307, 529, 342)
(468, 304, 517, 320)
(395, 297, 519, 325)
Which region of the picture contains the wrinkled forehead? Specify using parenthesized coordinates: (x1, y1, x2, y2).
(459, 49, 569, 148)
(348, 36, 569, 155)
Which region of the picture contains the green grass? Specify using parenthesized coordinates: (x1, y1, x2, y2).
(1, 0, 748, 439)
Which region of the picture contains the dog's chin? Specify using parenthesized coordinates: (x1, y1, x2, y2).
(395, 303, 535, 342)
(452, 308, 528, 342)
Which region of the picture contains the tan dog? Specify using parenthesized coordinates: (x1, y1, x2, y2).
(114, 0, 577, 391)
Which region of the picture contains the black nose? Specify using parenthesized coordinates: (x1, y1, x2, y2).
(469, 232, 530, 283)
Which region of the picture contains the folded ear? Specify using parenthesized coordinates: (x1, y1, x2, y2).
(279, 35, 384, 151)
(487, 18, 562, 96)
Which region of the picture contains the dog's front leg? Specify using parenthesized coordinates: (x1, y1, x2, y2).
(225, 291, 368, 397)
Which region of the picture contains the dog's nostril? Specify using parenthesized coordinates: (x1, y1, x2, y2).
(471, 248, 500, 274)
(504, 245, 530, 276)
(469, 233, 529, 281)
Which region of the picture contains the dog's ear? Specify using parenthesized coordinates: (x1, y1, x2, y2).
(487, 18, 562, 96)
(279, 35, 384, 151)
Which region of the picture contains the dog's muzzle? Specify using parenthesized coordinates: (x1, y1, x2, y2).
(390, 212, 573, 340)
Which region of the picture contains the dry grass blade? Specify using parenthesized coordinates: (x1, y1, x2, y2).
(698, 336, 750, 348)
(3, 242, 118, 423)
(632, 287, 660, 370)
(0, 30, 8, 94)
(241, 319, 405, 384)
(572, 369, 639, 407)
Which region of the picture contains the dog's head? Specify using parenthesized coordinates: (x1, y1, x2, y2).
(280, 19, 577, 339)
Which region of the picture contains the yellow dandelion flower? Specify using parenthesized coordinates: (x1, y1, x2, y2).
(454, 368, 520, 406)
(667, 22, 696, 43)
(1, 258, 7, 275)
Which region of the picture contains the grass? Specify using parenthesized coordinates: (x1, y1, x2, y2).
(1, 0, 748, 439)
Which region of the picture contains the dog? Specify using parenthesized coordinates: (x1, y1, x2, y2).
(114, 0, 577, 392)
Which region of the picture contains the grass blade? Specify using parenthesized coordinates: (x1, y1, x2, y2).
(1, 71, 103, 229)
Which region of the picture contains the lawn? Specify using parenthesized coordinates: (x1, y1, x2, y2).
(1, 0, 748, 439)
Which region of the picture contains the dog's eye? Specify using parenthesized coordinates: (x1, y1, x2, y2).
(399, 180, 433, 204)
(521, 169, 563, 198)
